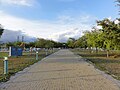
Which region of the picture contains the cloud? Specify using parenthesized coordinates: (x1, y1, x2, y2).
(48, 28, 83, 42)
(48, 25, 90, 42)
(0, 0, 35, 6)
(0, 11, 96, 42)
(0, 29, 36, 43)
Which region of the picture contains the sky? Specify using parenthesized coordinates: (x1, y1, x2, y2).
(0, 0, 119, 42)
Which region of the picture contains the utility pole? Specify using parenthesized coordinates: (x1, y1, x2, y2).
(22, 36, 24, 42)
(17, 36, 19, 42)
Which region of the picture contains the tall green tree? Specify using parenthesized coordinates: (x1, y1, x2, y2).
(74, 35, 87, 49)
(84, 29, 104, 52)
(74, 18, 120, 57)
(97, 18, 120, 57)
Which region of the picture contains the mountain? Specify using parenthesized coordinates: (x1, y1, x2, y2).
(0, 29, 36, 43)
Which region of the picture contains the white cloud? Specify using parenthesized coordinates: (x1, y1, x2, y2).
(48, 28, 83, 42)
(0, 0, 35, 6)
(0, 11, 96, 42)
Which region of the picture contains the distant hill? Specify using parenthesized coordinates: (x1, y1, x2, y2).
(0, 29, 36, 43)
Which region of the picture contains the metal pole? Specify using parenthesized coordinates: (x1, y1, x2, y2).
(17, 36, 19, 42)
(22, 36, 24, 42)
(4, 57, 8, 74)
(36, 51, 38, 60)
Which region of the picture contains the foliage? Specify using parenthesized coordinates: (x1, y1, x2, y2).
(5, 38, 67, 49)
(97, 18, 120, 50)
(117, 0, 120, 13)
(67, 38, 76, 48)
(35, 38, 56, 48)
(0, 24, 4, 38)
(6, 42, 24, 47)
(74, 36, 87, 48)
(69, 18, 120, 57)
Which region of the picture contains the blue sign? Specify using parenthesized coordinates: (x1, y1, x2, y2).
(17, 48, 23, 56)
(9, 47, 23, 56)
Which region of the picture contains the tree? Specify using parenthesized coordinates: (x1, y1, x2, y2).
(35, 38, 46, 48)
(84, 27, 105, 52)
(113, 19, 120, 50)
(74, 36, 87, 49)
(97, 18, 120, 57)
(35, 38, 55, 48)
(6, 41, 24, 47)
(26, 42, 35, 48)
(67, 38, 76, 48)
(117, 0, 120, 6)
(6, 42, 14, 47)
(117, 0, 120, 13)
(44, 40, 54, 48)
(74, 18, 120, 57)
(0, 24, 4, 38)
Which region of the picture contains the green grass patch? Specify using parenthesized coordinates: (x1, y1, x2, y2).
(0, 49, 58, 82)
(0, 52, 8, 58)
(71, 49, 120, 80)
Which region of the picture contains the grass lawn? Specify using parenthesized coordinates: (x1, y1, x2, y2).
(0, 52, 8, 58)
(0, 49, 57, 82)
(71, 49, 120, 80)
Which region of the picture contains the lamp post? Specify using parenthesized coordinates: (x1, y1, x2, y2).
(36, 51, 38, 60)
(4, 57, 8, 74)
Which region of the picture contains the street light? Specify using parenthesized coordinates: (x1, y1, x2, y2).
(4, 57, 8, 74)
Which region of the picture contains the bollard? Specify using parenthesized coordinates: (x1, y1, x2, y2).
(52, 48, 54, 53)
(45, 49, 48, 56)
(36, 51, 38, 60)
(4, 57, 8, 74)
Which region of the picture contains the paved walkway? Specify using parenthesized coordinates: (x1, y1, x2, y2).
(0, 49, 120, 90)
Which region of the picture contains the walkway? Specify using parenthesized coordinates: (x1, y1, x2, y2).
(0, 49, 120, 90)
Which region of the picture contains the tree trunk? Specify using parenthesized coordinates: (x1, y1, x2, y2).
(107, 50, 109, 58)
(89, 47, 92, 53)
(96, 47, 98, 53)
